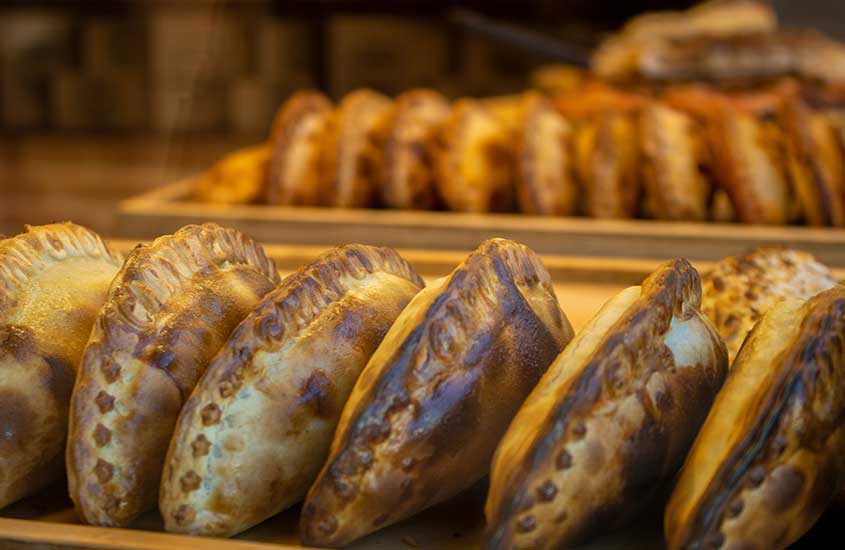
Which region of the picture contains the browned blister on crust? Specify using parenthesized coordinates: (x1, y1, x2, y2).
(665, 285, 845, 550)
(379, 89, 450, 210)
(319, 89, 392, 208)
(701, 248, 836, 364)
(515, 92, 578, 216)
(160, 244, 424, 537)
(300, 238, 574, 547)
(574, 111, 641, 219)
(0, 223, 123, 509)
(266, 91, 333, 206)
(780, 98, 845, 226)
(639, 102, 710, 221)
(485, 258, 728, 550)
(433, 99, 516, 213)
(66, 223, 279, 527)
(193, 144, 272, 205)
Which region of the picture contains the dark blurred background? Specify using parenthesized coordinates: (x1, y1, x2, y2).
(0, 0, 841, 236)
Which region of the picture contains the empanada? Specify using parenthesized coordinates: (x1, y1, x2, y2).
(701, 248, 836, 364)
(780, 98, 845, 226)
(485, 258, 728, 550)
(300, 238, 574, 547)
(379, 89, 450, 210)
(0, 223, 123, 509)
(193, 144, 271, 205)
(66, 223, 279, 527)
(266, 91, 333, 206)
(319, 89, 392, 208)
(573, 111, 640, 219)
(515, 92, 578, 216)
(433, 99, 516, 213)
(665, 285, 845, 550)
(160, 244, 424, 537)
(640, 102, 710, 221)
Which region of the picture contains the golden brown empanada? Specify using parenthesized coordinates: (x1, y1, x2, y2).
(780, 98, 845, 226)
(266, 91, 333, 206)
(665, 285, 845, 550)
(640, 102, 710, 221)
(193, 144, 271, 205)
(66, 223, 279, 527)
(573, 111, 640, 219)
(319, 89, 392, 208)
(433, 99, 516, 213)
(159, 244, 424, 537)
(0, 223, 123, 509)
(485, 258, 728, 550)
(707, 109, 790, 224)
(701, 248, 836, 364)
(379, 89, 450, 210)
(300, 238, 574, 547)
(515, 92, 578, 216)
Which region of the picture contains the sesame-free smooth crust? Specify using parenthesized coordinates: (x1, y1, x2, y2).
(300, 238, 574, 547)
(66, 223, 279, 527)
(485, 258, 728, 550)
(0, 223, 123, 509)
(160, 244, 424, 537)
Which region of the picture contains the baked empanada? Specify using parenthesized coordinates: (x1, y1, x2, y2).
(665, 285, 845, 550)
(319, 89, 392, 208)
(515, 92, 578, 216)
(485, 258, 728, 550)
(433, 99, 516, 213)
(160, 244, 424, 537)
(707, 109, 790, 224)
(0, 223, 123, 509)
(193, 144, 271, 205)
(640, 102, 710, 221)
(573, 111, 640, 219)
(66, 223, 279, 527)
(701, 248, 836, 364)
(781, 98, 845, 226)
(266, 91, 333, 206)
(379, 89, 450, 210)
(301, 238, 574, 547)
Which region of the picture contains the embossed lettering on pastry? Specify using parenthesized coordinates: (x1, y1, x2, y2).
(300, 239, 574, 547)
(574, 112, 640, 219)
(665, 285, 845, 550)
(485, 258, 728, 550)
(707, 109, 790, 225)
(701, 248, 836, 364)
(160, 245, 424, 537)
(319, 89, 392, 208)
(379, 89, 450, 210)
(0, 223, 123, 509)
(640, 103, 710, 221)
(266, 91, 333, 206)
(66, 223, 279, 527)
(433, 99, 516, 213)
(515, 92, 578, 216)
(193, 144, 271, 205)
(780, 98, 845, 226)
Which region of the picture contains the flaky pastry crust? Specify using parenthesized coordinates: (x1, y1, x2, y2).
(0, 223, 123, 509)
(666, 285, 845, 550)
(66, 223, 279, 527)
(301, 238, 573, 547)
(485, 258, 727, 550)
(160, 244, 423, 537)
(193, 144, 271, 205)
(266, 91, 333, 206)
(701, 247, 836, 364)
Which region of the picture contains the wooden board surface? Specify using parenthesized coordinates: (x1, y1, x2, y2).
(117, 178, 845, 267)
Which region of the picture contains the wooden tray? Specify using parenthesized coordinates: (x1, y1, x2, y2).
(116, 178, 845, 267)
(1, 243, 840, 550)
